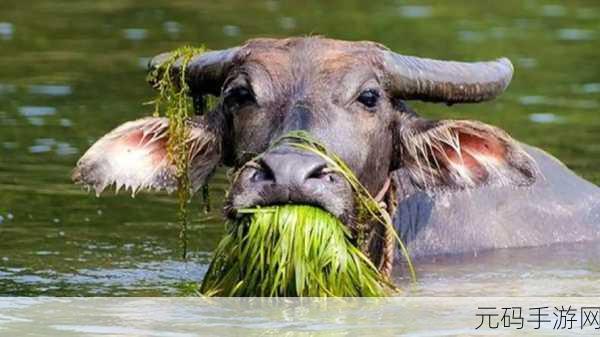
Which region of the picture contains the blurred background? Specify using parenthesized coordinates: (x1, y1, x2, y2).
(0, 0, 599, 296)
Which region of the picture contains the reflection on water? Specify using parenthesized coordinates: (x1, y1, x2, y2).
(123, 28, 148, 41)
(0, 0, 599, 297)
(0, 83, 16, 95)
(541, 4, 566, 17)
(518, 95, 598, 109)
(581, 83, 600, 94)
(163, 21, 182, 36)
(279, 17, 296, 31)
(29, 138, 55, 154)
(557, 28, 595, 41)
(19, 106, 56, 117)
(0, 22, 13, 40)
(222, 25, 241, 37)
(529, 112, 563, 124)
(398, 6, 433, 19)
(29, 85, 72, 97)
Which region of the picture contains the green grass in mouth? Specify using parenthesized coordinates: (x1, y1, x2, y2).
(200, 205, 395, 297)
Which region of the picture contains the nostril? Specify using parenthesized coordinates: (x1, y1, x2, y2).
(248, 160, 275, 183)
(259, 149, 336, 186)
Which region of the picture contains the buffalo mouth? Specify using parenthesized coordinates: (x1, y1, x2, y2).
(222, 159, 393, 267)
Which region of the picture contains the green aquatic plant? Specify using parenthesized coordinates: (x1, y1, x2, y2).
(146, 45, 211, 258)
(200, 205, 395, 297)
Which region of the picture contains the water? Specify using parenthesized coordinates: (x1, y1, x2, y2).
(1, 0, 599, 299)
(2, 297, 598, 336)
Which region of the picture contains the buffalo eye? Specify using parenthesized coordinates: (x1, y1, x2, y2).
(224, 86, 255, 110)
(357, 89, 380, 109)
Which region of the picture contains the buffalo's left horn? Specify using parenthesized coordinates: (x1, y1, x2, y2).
(148, 47, 240, 96)
(381, 51, 514, 104)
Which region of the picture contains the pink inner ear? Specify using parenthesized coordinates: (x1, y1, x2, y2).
(115, 129, 168, 166)
(435, 131, 507, 183)
(458, 132, 506, 159)
(122, 129, 145, 147)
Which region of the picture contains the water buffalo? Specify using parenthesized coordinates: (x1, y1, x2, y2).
(73, 37, 600, 272)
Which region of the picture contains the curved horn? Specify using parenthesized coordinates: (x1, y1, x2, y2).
(148, 47, 240, 95)
(382, 51, 514, 104)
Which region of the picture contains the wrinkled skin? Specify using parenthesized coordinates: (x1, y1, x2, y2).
(73, 37, 599, 265)
(221, 39, 398, 224)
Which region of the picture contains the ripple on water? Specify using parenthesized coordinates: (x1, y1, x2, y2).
(541, 4, 566, 17)
(279, 17, 296, 30)
(123, 28, 147, 41)
(489, 27, 507, 39)
(398, 5, 432, 18)
(19, 106, 56, 117)
(56, 142, 78, 156)
(0, 83, 16, 95)
(28, 85, 72, 96)
(59, 118, 73, 127)
(576, 8, 599, 19)
(519, 96, 546, 105)
(458, 30, 484, 42)
(35, 251, 59, 256)
(28, 138, 55, 154)
(265, 0, 278, 12)
(557, 28, 595, 41)
(29, 144, 51, 154)
(28, 138, 78, 156)
(3, 142, 18, 149)
(28, 117, 45, 126)
(19, 106, 57, 126)
(0, 22, 13, 40)
(581, 83, 600, 94)
(222, 25, 240, 37)
(163, 21, 181, 35)
(0, 213, 13, 223)
(0, 111, 17, 126)
(529, 113, 563, 124)
(138, 57, 150, 69)
(517, 57, 537, 69)
(519, 95, 598, 109)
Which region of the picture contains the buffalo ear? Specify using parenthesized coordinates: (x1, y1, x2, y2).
(396, 119, 537, 190)
(72, 117, 221, 196)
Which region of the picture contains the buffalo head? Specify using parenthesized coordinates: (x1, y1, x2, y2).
(73, 37, 536, 268)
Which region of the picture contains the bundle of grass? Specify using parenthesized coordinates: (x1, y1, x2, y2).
(200, 205, 393, 297)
